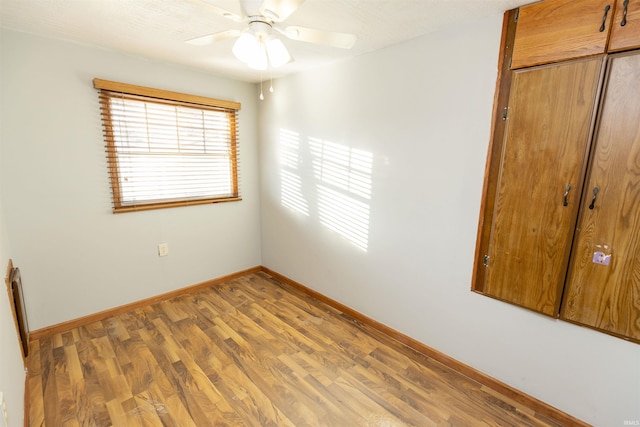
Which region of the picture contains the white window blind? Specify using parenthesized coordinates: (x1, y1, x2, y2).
(94, 78, 241, 213)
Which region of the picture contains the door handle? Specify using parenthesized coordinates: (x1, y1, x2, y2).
(563, 184, 571, 207)
(600, 4, 612, 32)
(621, 0, 629, 26)
(589, 187, 600, 210)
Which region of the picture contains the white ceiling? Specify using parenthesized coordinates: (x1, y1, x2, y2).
(0, 0, 531, 83)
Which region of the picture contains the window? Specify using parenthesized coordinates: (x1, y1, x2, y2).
(94, 78, 241, 213)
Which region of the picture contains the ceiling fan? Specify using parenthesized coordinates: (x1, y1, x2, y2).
(187, 0, 357, 70)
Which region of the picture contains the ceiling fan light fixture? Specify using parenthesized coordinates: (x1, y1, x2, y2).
(232, 30, 291, 70)
(266, 38, 291, 68)
(232, 32, 260, 64)
(248, 39, 268, 70)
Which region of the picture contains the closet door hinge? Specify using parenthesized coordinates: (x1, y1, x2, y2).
(502, 107, 509, 120)
(514, 8, 519, 22)
(483, 255, 490, 267)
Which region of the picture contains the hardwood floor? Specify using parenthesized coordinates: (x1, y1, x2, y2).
(27, 272, 564, 426)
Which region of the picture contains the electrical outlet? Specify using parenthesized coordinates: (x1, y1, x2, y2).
(1, 391, 8, 427)
(158, 243, 169, 257)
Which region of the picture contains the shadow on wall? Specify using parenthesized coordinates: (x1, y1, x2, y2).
(278, 128, 373, 252)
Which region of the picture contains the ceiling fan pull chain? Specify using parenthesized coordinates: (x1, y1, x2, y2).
(260, 73, 265, 100)
(270, 67, 274, 93)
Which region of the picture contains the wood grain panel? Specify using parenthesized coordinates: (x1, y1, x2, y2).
(485, 57, 604, 315)
(608, 0, 640, 51)
(561, 50, 640, 342)
(472, 10, 518, 293)
(512, 0, 613, 69)
(27, 272, 576, 426)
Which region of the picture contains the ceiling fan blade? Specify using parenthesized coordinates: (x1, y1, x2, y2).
(259, 0, 306, 22)
(281, 26, 356, 49)
(186, 30, 242, 46)
(195, 0, 244, 22)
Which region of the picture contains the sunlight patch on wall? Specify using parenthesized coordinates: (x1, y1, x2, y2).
(278, 129, 374, 251)
(310, 138, 373, 251)
(317, 185, 371, 251)
(279, 128, 309, 216)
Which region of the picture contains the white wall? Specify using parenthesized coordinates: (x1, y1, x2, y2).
(0, 29, 27, 427)
(0, 149, 26, 427)
(259, 14, 640, 427)
(0, 29, 262, 330)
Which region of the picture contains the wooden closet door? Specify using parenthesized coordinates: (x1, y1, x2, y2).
(561, 51, 640, 342)
(608, 0, 640, 52)
(512, 0, 613, 69)
(484, 57, 603, 316)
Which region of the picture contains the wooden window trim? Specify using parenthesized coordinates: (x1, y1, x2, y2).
(93, 79, 241, 110)
(94, 79, 242, 213)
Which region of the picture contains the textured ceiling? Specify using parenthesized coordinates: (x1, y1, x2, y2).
(0, 0, 531, 83)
